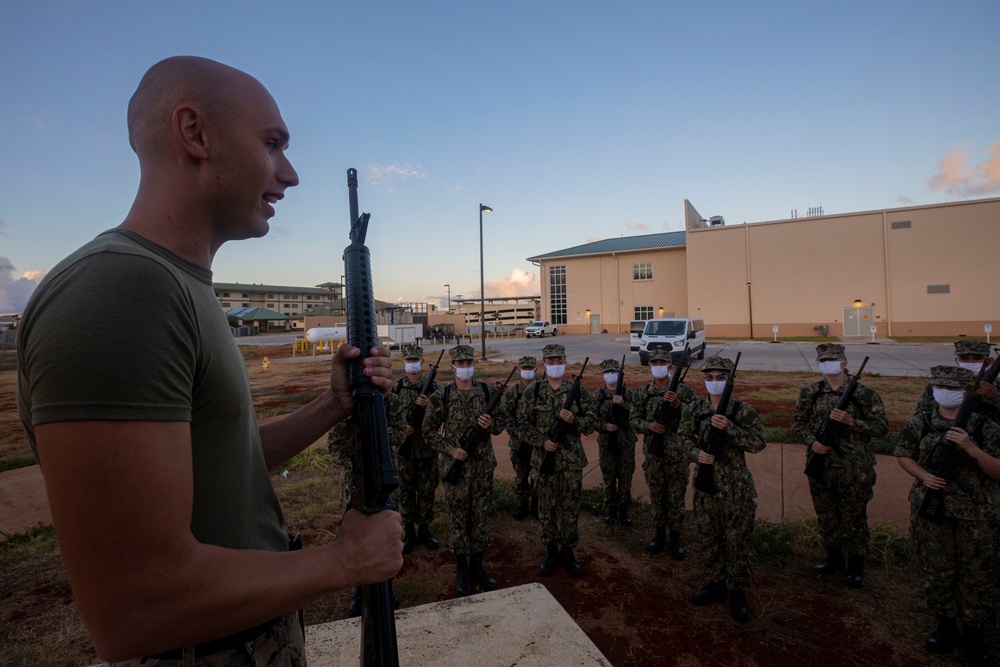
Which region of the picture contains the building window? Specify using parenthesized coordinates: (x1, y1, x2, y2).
(241, 293, 249, 298)
(266, 293, 275, 299)
(242, 303, 249, 308)
(549, 265, 567, 325)
(222, 292, 230, 298)
(634, 306, 654, 321)
(282, 293, 292, 299)
(222, 302, 231, 308)
(267, 303, 275, 309)
(633, 262, 653, 281)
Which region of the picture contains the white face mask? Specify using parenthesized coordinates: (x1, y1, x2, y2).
(404, 361, 422, 374)
(705, 380, 727, 396)
(957, 361, 985, 375)
(545, 364, 566, 380)
(932, 387, 965, 409)
(520, 369, 536, 381)
(650, 365, 670, 380)
(603, 372, 619, 385)
(818, 360, 843, 376)
(454, 366, 475, 382)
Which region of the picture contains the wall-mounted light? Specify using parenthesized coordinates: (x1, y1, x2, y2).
(853, 299, 863, 308)
(658, 307, 664, 316)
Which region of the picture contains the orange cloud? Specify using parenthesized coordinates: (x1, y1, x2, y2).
(927, 140, 1000, 195)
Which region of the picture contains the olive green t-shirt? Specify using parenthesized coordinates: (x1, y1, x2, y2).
(17, 229, 287, 551)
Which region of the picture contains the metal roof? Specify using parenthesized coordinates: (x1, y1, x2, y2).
(214, 282, 335, 295)
(526, 231, 686, 261)
(226, 307, 289, 321)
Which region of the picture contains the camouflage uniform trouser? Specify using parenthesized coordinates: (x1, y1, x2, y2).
(509, 440, 534, 505)
(643, 454, 689, 531)
(808, 464, 875, 555)
(538, 468, 583, 547)
(444, 465, 494, 555)
(692, 491, 756, 591)
(396, 454, 439, 525)
(911, 515, 997, 628)
(598, 439, 635, 514)
(112, 612, 305, 666)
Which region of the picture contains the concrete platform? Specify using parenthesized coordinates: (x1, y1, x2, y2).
(307, 583, 611, 666)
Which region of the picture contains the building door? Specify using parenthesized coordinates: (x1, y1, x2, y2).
(590, 313, 601, 334)
(842, 307, 874, 337)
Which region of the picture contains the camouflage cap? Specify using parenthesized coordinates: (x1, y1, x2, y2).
(648, 349, 673, 362)
(449, 344, 475, 361)
(401, 343, 423, 360)
(517, 355, 538, 368)
(599, 358, 620, 372)
(953, 340, 990, 357)
(542, 343, 566, 359)
(815, 343, 846, 361)
(701, 355, 734, 373)
(930, 365, 973, 388)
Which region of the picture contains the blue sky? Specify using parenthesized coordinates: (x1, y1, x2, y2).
(2, 1, 998, 312)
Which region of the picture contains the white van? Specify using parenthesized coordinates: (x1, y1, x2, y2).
(629, 320, 646, 352)
(638, 318, 706, 366)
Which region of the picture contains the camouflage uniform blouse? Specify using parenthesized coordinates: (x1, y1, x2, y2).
(914, 380, 1000, 423)
(391, 375, 441, 458)
(422, 382, 505, 472)
(895, 410, 1000, 522)
(516, 380, 596, 473)
(592, 385, 637, 448)
(629, 382, 697, 462)
(679, 398, 767, 500)
(792, 379, 888, 470)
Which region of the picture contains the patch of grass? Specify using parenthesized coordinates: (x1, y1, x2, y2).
(0, 524, 57, 564)
(0, 453, 38, 472)
(868, 522, 914, 568)
(279, 448, 332, 473)
(580, 487, 606, 516)
(751, 520, 798, 559)
(490, 477, 518, 515)
(764, 426, 797, 443)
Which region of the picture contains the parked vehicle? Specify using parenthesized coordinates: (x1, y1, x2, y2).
(638, 318, 706, 365)
(525, 320, 558, 338)
(629, 319, 646, 352)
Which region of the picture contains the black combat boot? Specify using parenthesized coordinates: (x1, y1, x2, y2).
(347, 585, 363, 618)
(618, 508, 632, 527)
(730, 589, 750, 623)
(603, 510, 616, 525)
(560, 545, 582, 578)
(471, 552, 498, 591)
(646, 526, 667, 554)
(540, 541, 559, 576)
(401, 522, 417, 555)
(513, 498, 530, 521)
(689, 581, 728, 606)
(813, 545, 844, 575)
(844, 553, 865, 589)
(455, 554, 472, 597)
(963, 626, 998, 667)
(417, 523, 439, 550)
(669, 529, 686, 561)
(925, 615, 960, 654)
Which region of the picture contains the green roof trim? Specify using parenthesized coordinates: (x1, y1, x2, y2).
(226, 307, 289, 321)
(526, 231, 686, 261)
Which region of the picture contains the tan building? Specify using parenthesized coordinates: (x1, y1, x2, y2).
(528, 197, 1000, 338)
(213, 281, 341, 329)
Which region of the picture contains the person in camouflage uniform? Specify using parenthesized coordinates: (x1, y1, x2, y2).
(896, 365, 1000, 666)
(915, 340, 1000, 422)
(421, 344, 505, 596)
(792, 343, 888, 589)
(679, 355, 766, 624)
(327, 391, 407, 618)
(516, 343, 596, 578)
(593, 358, 637, 526)
(390, 343, 442, 554)
(630, 349, 697, 559)
(496, 355, 540, 520)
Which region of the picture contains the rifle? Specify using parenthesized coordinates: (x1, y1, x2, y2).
(343, 168, 399, 667)
(693, 351, 742, 495)
(539, 358, 590, 476)
(918, 357, 996, 523)
(443, 366, 518, 484)
(397, 350, 445, 458)
(648, 344, 691, 457)
(605, 355, 629, 448)
(804, 356, 870, 480)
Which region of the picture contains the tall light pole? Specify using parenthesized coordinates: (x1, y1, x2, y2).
(479, 204, 492, 360)
(444, 284, 451, 311)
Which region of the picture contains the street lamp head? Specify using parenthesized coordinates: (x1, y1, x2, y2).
(480, 204, 493, 213)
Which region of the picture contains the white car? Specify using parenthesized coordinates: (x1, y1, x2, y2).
(525, 320, 558, 338)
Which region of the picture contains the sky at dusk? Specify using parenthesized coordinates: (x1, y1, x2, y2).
(2, 0, 999, 313)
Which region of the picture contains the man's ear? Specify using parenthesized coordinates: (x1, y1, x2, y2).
(173, 105, 210, 159)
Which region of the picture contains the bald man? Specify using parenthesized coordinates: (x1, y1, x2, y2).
(16, 56, 403, 665)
